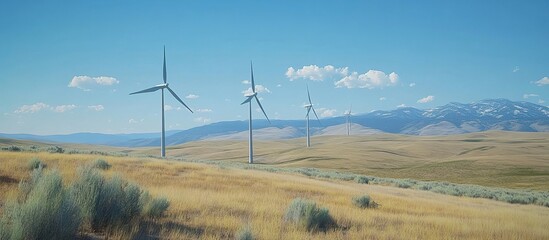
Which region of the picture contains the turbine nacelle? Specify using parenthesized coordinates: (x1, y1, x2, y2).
(304, 104, 312, 108)
(156, 83, 169, 88)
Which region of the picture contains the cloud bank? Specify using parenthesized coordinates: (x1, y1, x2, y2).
(286, 65, 399, 89)
(68, 76, 119, 91)
(417, 95, 435, 103)
(535, 77, 549, 86)
(286, 65, 348, 81)
(14, 102, 77, 113)
(335, 70, 399, 89)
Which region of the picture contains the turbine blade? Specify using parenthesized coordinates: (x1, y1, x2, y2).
(163, 46, 167, 84)
(250, 61, 256, 93)
(311, 106, 320, 123)
(349, 104, 352, 114)
(129, 85, 163, 95)
(306, 106, 311, 118)
(167, 87, 193, 113)
(307, 84, 312, 104)
(240, 96, 254, 105)
(255, 96, 270, 123)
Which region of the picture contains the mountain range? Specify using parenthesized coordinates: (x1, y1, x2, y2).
(1, 99, 547, 147)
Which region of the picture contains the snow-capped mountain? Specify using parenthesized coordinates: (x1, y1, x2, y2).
(351, 99, 548, 135)
(424, 99, 548, 121)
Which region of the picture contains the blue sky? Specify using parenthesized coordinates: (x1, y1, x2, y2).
(1, 0, 547, 134)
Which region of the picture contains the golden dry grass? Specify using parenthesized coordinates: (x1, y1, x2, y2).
(1, 151, 549, 239)
(155, 131, 549, 191)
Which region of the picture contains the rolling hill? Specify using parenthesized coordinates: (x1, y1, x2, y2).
(1, 99, 547, 147)
(158, 131, 549, 191)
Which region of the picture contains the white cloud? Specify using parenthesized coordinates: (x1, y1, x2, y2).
(523, 93, 539, 99)
(53, 104, 76, 113)
(379, 97, 386, 101)
(15, 102, 77, 113)
(277, 84, 282, 87)
(196, 108, 212, 113)
(397, 104, 406, 108)
(417, 95, 435, 103)
(14, 102, 50, 114)
(242, 80, 250, 84)
(164, 105, 173, 111)
(286, 65, 348, 81)
(185, 94, 199, 99)
(88, 105, 104, 111)
(535, 77, 549, 86)
(317, 108, 337, 118)
(68, 75, 119, 90)
(513, 66, 520, 73)
(194, 117, 211, 124)
(129, 118, 138, 124)
(409, 83, 416, 87)
(334, 70, 399, 89)
(242, 84, 270, 96)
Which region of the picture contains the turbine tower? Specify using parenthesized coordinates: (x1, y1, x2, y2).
(240, 62, 270, 164)
(304, 85, 320, 147)
(130, 46, 193, 158)
(345, 105, 352, 136)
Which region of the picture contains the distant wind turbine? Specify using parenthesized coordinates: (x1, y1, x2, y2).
(304, 85, 320, 147)
(241, 62, 270, 164)
(129, 46, 193, 158)
(345, 105, 352, 136)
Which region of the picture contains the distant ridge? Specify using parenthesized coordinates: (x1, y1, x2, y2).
(1, 99, 547, 147)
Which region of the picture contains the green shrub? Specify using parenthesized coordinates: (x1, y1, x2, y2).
(92, 159, 111, 170)
(27, 158, 44, 170)
(121, 183, 143, 221)
(0, 218, 10, 240)
(355, 176, 369, 184)
(4, 170, 81, 240)
(3, 146, 22, 152)
(93, 175, 125, 229)
(352, 194, 378, 208)
(69, 166, 104, 229)
(141, 192, 169, 218)
(236, 224, 254, 240)
(69, 166, 168, 231)
(1, 160, 171, 238)
(284, 198, 334, 231)
(17, 167, 44, 202)
(47, 146, 65, 153)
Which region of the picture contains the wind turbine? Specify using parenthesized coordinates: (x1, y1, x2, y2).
(345, 105, 352, 136)
(304, 85, 320, 147)
(240, 62, 270, 164)
(130, 46, 193, 158)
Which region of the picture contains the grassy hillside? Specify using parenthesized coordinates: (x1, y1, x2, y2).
(3, 131, 549, 191)
(1, 151, 548, 239)
(157, 131, 549, 191)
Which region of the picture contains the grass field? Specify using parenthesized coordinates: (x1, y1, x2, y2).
(155, 131, 549, 191)
(1, 150, 549, 239)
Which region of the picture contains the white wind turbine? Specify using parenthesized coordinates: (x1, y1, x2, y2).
(241, 62, 270, 164)
(345, 105, 352, 136)
(304, 85, 320, 147)
(130, 46, 193, 158)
